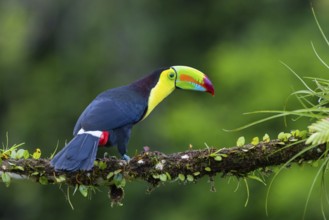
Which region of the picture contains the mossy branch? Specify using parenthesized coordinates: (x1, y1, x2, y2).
(0, 135, 326, 204)
(0, 138, 325, 188)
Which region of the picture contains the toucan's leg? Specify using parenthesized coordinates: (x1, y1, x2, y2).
(115, 125, 133, 161)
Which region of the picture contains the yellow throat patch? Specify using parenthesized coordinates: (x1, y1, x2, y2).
(142, 69, 176, 120)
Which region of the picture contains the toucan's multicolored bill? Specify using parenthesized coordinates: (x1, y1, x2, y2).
(171, 66, 215, 96)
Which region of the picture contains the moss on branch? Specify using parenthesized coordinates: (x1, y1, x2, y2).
(0, 136, 325, 204)
(0, 138, 325, 185)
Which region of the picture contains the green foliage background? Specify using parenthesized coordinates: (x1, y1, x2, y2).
(1, 0, 329, 219)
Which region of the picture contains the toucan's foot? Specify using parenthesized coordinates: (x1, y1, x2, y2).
(122, 154, 131, 162)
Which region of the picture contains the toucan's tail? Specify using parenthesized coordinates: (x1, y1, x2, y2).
(50, 134, 99, 171)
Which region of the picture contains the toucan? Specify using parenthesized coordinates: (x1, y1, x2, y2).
(50, 66, 215, 171)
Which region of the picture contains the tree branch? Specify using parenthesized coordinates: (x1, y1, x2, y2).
(0, 137, 325, 204)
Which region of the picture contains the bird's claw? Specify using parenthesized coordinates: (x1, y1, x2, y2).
(122, 154, 131, 162)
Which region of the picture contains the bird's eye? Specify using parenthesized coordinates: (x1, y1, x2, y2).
(168, 72, 176, 80)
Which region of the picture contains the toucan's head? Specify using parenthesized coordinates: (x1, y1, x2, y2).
(156, 65, 215, 96)
(140, 65, 215, 120)
(170, 65, 215, 96)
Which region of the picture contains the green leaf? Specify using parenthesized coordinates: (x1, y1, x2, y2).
(16, 149, 25, 159)
(165, 172, 172, 180)
(299, 130, 308, 139)
(79, 185, 89, 197)
(278, 132, 285, 140)
(205, 167, 211, 172)
(1, 172, 11, 187)
(291, 130, 300, 137)
(285, 133, 292, 140)
(178, 174, 185, 181)
(98, 161, 107, 170)
(11, 149, 29, 159)
(306, 118, 329, 145)
(114, 173, 123, 183)
(251, 137, 259, 145)
(15, 149, 29, 159)
(262, 133, 270, 142)
(31, 171, 39, 176)
(119, 178, 126, 188)
(23, 150, 29, 159)
(10, 149, 17, 159)
(114, 169, 122, 175)
(152, 174, 160, 179)
(106, 172, 114, 180)
(277, 132, 292, 141)
(209, 153, 217, 157)
(193, 171, 200, 176)
(55, 175, 66, 183)
(237, 136, 245, 147)
(32, 148, 41, 159)
(159, 174, 167, 182)
(13, 165, 24, 171)
(187, 175, 194, 182)
(214, 156, 222, 161)
(113, 173, 126, 187)
(39, 176, 48, 185)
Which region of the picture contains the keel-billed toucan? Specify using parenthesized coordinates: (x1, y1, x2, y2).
(51, 66, 215, 171)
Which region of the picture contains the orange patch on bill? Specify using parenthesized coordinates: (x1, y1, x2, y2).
(180, 74, 201, 85)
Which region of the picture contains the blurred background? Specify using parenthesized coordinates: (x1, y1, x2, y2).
(1, 0, 329, 219)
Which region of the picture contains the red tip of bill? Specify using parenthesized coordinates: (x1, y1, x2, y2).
(204, 76, 215, 96)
